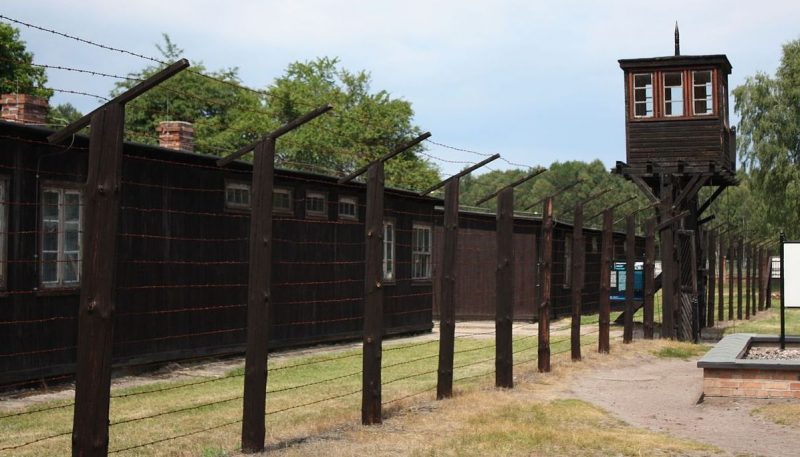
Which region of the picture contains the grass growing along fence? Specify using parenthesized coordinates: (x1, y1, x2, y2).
(0, 319, 598, 456)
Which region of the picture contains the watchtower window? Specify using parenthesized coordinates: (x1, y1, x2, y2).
(693, 71, 713, 115)
(663, 72, 684, 116)
(633, 73, 653, 118)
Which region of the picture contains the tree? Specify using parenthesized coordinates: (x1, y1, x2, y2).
(115, 38, 440, 190)
(0, 23, 52, 99)
(113, 35, 269, 154)
(457, 160, 648, 231)
(47, 102, 82, 126)
(734, 38, 800, 238)
(263, 57, 439, 190)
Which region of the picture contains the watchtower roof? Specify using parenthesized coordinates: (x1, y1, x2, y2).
(619, 54, 732, 74)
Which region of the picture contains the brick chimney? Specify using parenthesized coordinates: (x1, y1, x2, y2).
(0, 93, 49, 125)
(156, 121, 194, 152)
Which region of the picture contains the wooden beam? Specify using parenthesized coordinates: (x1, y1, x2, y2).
(707, 230, 717, 328)
(240, 138, 275, 453)
(362, 162, 384, 424)
(628, 174, 660, 203)
(697, 214, 716, 226)
(570, 202, 584, 361)
(659, 178, 675, 339)
(420, 154, 500, 196)
(340, 132, 431, 184)
(656, 210, 689, 232)
(218, 104, 334, 166)
(598, 209, 613, 353)
(71, 103, 124, 457)
(496, 187, 515, 387)
(718, 232, 725, 323)
(475, 168, 546, 206)
(523, 179, 584, 211)
(643, 217, 656, 339)
(586, 195, 636, 222)
(698, 185, 728, 215)
(538, 196, 553, 371)
(673, 174, 710, 209)
(623, 214, 635, 344)
(436, 179, 459, 399)
(728, 238, 734, 320)
(49, 59, 189, 144)
(737, 238, 744, 320)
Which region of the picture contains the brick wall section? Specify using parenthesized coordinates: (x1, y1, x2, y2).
(156, 121, 194, 152)
(0, 94, 49, 125)
(704, 368, 800, 399)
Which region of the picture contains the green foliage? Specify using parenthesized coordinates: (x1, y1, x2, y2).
(0, 23, 52, 99)
(733, 38, 800, 238)
(114, 34, 269, 154)
(263, 57, 439, 190)
(457, 160, 649, 231)
(115, 37, 439, 190)
(46, 102, 82, 127)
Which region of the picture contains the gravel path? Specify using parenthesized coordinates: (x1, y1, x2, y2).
(566, 355, 800, 457)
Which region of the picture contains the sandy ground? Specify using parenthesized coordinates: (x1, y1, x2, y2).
(566, 356, 800, 457)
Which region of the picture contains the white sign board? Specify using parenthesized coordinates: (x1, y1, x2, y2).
(784, 243, 800, 308)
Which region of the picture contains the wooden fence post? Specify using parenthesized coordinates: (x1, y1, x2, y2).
(570, 202, 584, 360)
(240, 138, 275, 452)
(538, 196, 553, 372)
(718, 234, 725, 323)
(437, 179, 458, 399)
(737, 238, 744, 320)
(362, 162, 385, 424)
(659, 181, 675, 339)
(598, 209, 612, 353)
(623, 214, 635, 344)
(71, 104, 124, 457)
(745, 240, 751, 319)
(707, 230, 716, 327)
(643, 218, 655, 339)
(728, 239, 734, 320)
(750, 243, 757, 316)
(767, 247, 772, 309)
(495, 187, 514, 387)
(757, 247, 764, 312)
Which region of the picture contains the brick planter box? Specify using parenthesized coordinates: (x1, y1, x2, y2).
(698, 334, 800, 399)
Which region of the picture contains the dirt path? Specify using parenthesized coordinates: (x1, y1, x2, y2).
(566, 355, 800, 457)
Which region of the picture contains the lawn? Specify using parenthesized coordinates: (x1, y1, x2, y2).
(0, 311, 726, 457)
(0, 320, 598, 456)
(721, 308, 800, 335)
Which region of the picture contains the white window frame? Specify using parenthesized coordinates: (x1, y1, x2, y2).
(383, 220, 395, 282)
(0, 178, 7, 289)
(338, 196, 358, 220)
(40, 186, 82, 288)
(663, 72, 684, 117)
(273, 187, 293, 214)
(692, 70, 714, 116)
(632, 73, 654, 118)
(412, 223, 432, 280)
(305, 191, 327, 218)
(225, 181, 251, 210)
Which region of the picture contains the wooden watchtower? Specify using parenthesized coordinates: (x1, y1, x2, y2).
(615, 26, 736, 341)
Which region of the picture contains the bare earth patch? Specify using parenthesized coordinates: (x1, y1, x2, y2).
(566, 355, 800, 457)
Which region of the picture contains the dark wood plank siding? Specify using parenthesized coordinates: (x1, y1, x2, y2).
(626, 119, 724, 167)
(432, 213, 644, 321)
(0, 122, 434, 386)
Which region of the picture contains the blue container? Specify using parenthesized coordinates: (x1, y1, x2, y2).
(610, 261, 643, 302)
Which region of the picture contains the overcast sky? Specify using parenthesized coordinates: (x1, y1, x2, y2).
(4, 1, 800, 176)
